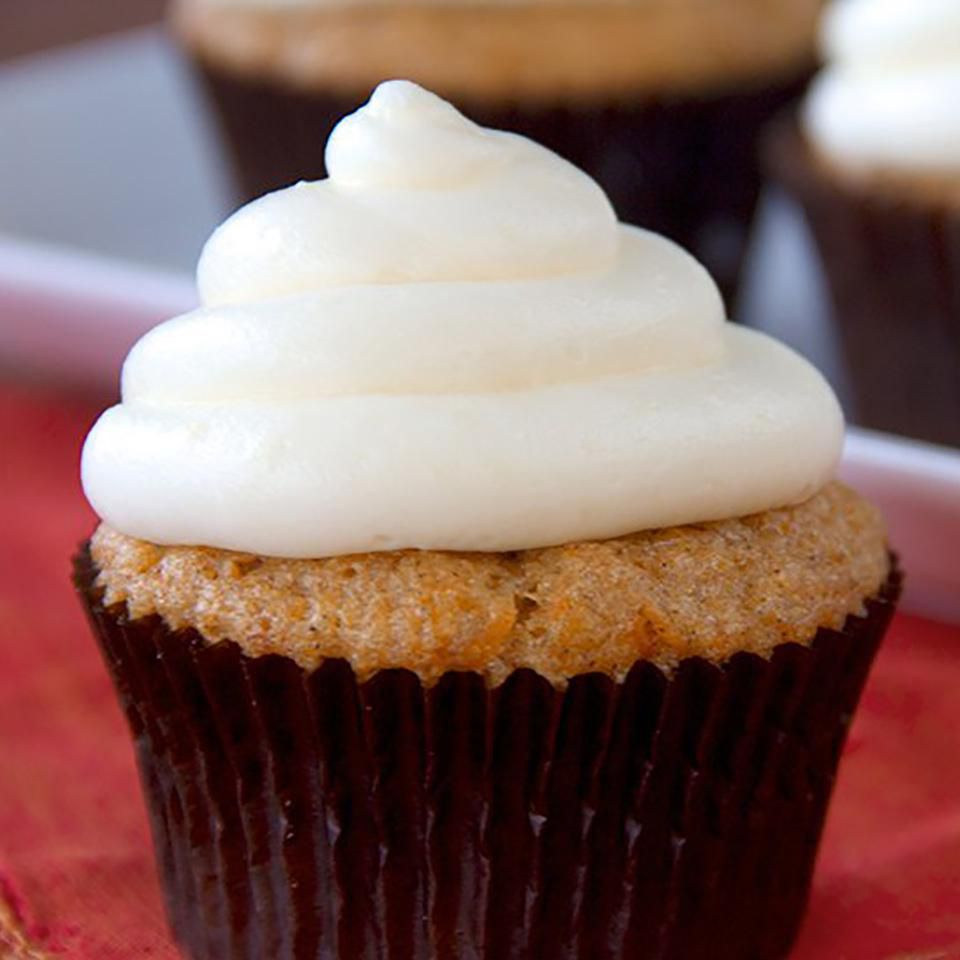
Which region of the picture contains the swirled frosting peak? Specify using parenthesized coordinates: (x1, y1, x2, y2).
(198, 81, 617, 306)
(805, 0, 960, 172)
(82, 81, 843, 558)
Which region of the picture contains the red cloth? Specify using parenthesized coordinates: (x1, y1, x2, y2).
(1, 378, 959, 959)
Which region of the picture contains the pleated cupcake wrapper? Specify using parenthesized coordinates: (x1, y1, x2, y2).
(192, 63, 811, 308)
(767, 119, 960, 447)
(75, 548, 900, 960)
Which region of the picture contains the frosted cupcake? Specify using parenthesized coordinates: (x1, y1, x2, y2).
(76, 82, 897, 960)
(170, 0, 827, 306)
(767, 0, 960, 446)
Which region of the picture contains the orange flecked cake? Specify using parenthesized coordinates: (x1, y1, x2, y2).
(91, 482, 888, 686)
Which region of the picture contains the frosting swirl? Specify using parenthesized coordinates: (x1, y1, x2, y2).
(805, 0, 960, 173)
(82, 81, 842, 558)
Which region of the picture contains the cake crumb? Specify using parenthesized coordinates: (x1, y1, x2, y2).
(91, 482, 889, 686)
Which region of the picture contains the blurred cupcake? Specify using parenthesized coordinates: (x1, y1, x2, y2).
(76, 83, 897, 960)
(170, 0, 827, 306)
(767, 0, 960, 447)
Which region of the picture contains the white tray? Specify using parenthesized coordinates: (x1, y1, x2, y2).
(0, 233, 194, 386)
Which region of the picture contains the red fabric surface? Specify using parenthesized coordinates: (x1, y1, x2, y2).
(1, 378, 959, 959)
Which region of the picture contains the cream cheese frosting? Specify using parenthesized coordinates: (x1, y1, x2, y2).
(82, 81, 843, 559)
(804, 0, 960, 173)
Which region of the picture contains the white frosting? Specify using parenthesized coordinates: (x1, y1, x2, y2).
(82, 81, 843, 559)
(805, 0, 960, 172)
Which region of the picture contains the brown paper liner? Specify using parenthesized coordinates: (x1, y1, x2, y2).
(766, 119, 960, 447)
(190, 65, 811, 308)
(75, 547, 899, 960)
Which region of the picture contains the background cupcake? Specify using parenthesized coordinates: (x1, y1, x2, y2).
(767, 0, 960, 447)
(170, 0, 827, 307)
(77, 83, 897, 960)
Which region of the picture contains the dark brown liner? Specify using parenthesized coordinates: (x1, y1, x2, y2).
(75, 547, 899, 960)
(766, 118, 960, 447)
(189, 63, 812, 309)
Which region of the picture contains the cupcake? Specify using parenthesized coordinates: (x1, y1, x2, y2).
(766, 0, 960, 447)
(76, 82, 898, 960)
(170, 0, 827, 307)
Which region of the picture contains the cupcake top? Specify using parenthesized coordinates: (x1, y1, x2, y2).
(173, 0, 824, 100)
(804, 0, 960, 176)
(199, 0, 688, 5)
(188, 0, 806, 9)
(82, 81, 842, 560)
(90, 483, 888, 683)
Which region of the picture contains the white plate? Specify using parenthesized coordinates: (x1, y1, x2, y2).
(0, 233, 194, 386)
(841, 431, 960, 625)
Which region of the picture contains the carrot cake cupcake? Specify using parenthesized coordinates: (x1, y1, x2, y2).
(767, 0, 960, 446)
(77, 81, 897, 960)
